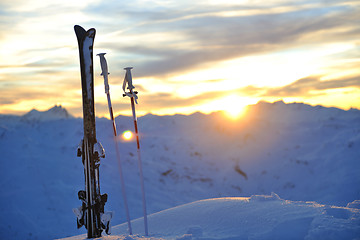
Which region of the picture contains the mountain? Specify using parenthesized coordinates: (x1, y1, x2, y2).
(21, 105, 74, 122)
(0, 101, 359, 239)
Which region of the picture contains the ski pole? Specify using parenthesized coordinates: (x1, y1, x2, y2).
(123, 67, 149, 236)
(97, 53, 133, 235)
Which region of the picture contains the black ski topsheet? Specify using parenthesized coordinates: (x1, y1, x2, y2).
(75, 25, 96, 140)
(74, 25, 102, 238)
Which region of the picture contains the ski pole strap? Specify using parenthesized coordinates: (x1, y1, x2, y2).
(123, 91, 138, 98)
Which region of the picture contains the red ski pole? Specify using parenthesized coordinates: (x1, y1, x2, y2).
(123, 67, 149, 236)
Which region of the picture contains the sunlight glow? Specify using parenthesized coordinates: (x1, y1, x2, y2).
(224, 106, 248, 120)
(222, 95, 252, 120)
(199, 94, 257, 120)
(122, 130, 133, 141)
(171, 43, 355, 99)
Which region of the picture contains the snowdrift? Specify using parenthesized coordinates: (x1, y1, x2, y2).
(61, 193, 360, 240)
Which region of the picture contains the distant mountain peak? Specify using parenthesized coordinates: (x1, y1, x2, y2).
(21, 105, 74, 122)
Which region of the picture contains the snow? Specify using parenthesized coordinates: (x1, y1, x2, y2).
(0, 101, 359, 239)
(20, 105, 73, 122)
(60, 194, 360, 240)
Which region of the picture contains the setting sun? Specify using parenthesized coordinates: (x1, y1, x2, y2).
(222, 95, 251, 120)
(199, 94, 255, 120)
(224, 106, 247, 120)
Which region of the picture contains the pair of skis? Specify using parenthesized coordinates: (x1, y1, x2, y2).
(73, 25, 148, 238)
(73, 25, 111, 239)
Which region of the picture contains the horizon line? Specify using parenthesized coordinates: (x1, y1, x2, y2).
(2, 100, 359, 119)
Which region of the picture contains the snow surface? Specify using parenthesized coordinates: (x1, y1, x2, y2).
(0, 101, 359, 239)
(60, 193, 360, 240)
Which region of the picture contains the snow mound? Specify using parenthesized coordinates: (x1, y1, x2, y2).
(250, 192, 282, 201)
(61, 195, 360, 240)
(21, 105, 73, 122)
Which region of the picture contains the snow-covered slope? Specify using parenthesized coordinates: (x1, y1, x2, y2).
(61, 193, 360, 240)
(0, 101, 359, 239)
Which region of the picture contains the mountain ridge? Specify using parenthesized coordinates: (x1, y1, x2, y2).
(8, 100, 359, 122)
(20, 105, 74, 122)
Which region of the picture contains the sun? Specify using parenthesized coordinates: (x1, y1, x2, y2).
(224, 106, 247, 120)
(197, 94, 256, 120)
(219, 95, 252, 120)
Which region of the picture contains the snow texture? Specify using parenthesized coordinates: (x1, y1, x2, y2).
(60, 196, 360, 240)
(0, 101, 359, 239)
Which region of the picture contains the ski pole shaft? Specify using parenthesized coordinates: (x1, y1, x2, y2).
(97, 53, 133, 235)
(130, 97, 148, 236)
(113, 134, 133, 235)
(109, 94, 133, 235)
(123, 67, 148, 236)
(106, 93, 117, 135)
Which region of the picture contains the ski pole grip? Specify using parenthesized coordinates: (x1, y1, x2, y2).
(97, 53, 109, 76)
(123, 67, 135, 91)
(97, 53, 110, 93)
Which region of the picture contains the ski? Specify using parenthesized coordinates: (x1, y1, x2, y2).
(73, 25, 111, 238)
(97, 53, 133, 235)
(123, 67, 149, 236)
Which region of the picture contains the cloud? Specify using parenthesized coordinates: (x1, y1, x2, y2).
(0, 87, 59, 106)
(263, 75, 360, 97)
(90, 1, 360, 78)
(0, 0, 359, 115)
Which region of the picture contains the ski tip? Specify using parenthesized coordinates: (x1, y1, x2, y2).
(74, 25, 96, 39)
(74, 25, 85, 33)
(74, 25, 87, 43)
(74, 25, 96, 34)
(88, 28, 96, 36)
(97, 53, 106, 57)
(124, 67, 133, 70)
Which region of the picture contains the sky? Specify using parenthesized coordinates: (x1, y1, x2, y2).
(0, 0, 359, 118)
